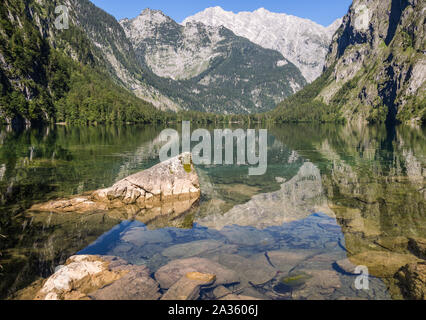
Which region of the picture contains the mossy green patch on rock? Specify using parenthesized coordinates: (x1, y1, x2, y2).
(273, 272, 313, 293)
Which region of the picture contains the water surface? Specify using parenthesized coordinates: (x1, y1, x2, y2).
(0, 124, 424, 300)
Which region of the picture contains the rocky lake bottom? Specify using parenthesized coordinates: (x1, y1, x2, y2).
(0, 124, 424, 300)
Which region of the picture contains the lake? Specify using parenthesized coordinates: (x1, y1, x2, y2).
(0, 123, 424, 300)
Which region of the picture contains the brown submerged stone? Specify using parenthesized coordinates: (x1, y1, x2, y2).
(155, 257, 239, 289)
(32, 255, 161, 300)
(161, 272, 216, 300)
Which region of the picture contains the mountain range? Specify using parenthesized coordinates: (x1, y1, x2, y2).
(119, 8, 306, 113)
(0, 0, 334, 120)
(183, 7, 342, 83)
(0, 0, 424, 125)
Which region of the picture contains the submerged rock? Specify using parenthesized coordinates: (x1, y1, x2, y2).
(30, 153, 200, 217)
(34, 255, 161, 300)
(291, 270, 342, 300)
(395, 262, 426, 300)
(274, 272, 313, 293)
(212, 286, 260, 300)
(219, 227, 274, 246)
(335, 258, 360, 275)
(214, 253, 277, 285)
(220, 294, 261, 300)
(265, 250, 316, 272)
(212, 285, 232, 299)
(121, 227, 172, 246)
(161, 240, 225, 259)
(212, 251, 316, 287)
(161, 272, 216, 300)
(155, 257, 239, 289)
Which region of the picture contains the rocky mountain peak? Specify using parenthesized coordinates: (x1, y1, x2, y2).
(183, 6, 342, 82)
(253, 7, 271, 15)
(139, 8, 171, 21)
(132, 8, 175, 26)
(327, 18, 344, 34)
(209, 6, 227, 14)
(118, 7, 306, 113)
(119, 8, 178, 45)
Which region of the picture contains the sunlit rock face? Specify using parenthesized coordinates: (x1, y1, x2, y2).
(121, 9, 225, 81)
(320, 0, 425, 124)
(183, 7, 342, 82)
(119, 8, 306, 114)
(196, 162, 335, 230)
(64, 0, 180, 111)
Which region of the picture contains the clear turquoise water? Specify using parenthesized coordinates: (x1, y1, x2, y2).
(0, 124, 424, 300)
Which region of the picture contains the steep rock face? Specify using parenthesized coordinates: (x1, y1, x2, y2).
(273, 0, 425, 124)
(183, 7, 342, 83)
(0, 0, 73, 124)
(0, 0, 166, 125)
(121, 10, 227, 81)
(65, 0, 180, 111)
(322, 0, 425, 124)
(120, 9, 306, 114)
(196, 162, 335, 229)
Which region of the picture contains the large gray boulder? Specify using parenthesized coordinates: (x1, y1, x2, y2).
(93, 153, 199, 206)
(30, 153, 200, 214)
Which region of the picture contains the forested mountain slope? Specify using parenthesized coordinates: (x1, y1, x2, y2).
(0, 0, 165, 125)
(272, 0, 425, 125)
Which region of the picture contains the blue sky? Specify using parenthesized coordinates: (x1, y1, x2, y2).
(90, 0, 353, 26)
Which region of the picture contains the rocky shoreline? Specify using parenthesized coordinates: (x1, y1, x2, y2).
(15, 237, 425, 300)
(16, 255, 258, 300)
